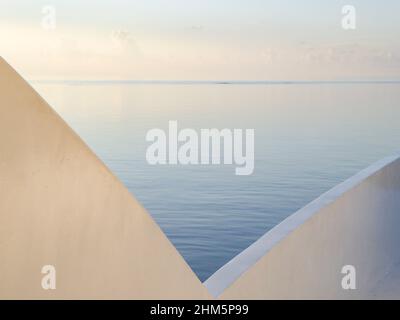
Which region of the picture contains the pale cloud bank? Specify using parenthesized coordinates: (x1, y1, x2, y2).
(1, 23, 399, 80)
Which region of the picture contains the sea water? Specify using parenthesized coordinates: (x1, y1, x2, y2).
(32, 82, 400, 282)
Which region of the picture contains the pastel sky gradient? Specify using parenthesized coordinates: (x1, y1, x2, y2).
(1, 0, 400, 80)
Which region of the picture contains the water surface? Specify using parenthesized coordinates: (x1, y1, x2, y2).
(32, 82, 400, 281)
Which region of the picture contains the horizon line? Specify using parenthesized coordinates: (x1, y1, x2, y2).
(28, 79, 400, 86)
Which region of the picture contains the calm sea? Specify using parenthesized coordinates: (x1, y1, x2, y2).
(32, 82, 400, 282)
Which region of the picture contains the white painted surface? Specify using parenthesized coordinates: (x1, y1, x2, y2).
(0, 57, 210, 299)
(205, 153, 400, 299)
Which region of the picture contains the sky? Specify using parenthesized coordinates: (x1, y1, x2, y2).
(1, 0, 400, 80)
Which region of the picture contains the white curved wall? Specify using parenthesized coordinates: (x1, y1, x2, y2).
(0, 57, 210, 299)
(205, 154, 400, 299)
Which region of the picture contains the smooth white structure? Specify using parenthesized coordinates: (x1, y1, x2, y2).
(205, 154, 400, 299)
(0, 57, 210, 299)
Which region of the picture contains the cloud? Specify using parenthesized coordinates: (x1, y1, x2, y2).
(1, 23, 399, 80)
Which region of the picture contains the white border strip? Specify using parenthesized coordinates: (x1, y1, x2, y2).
(204, 153, 400, 297)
